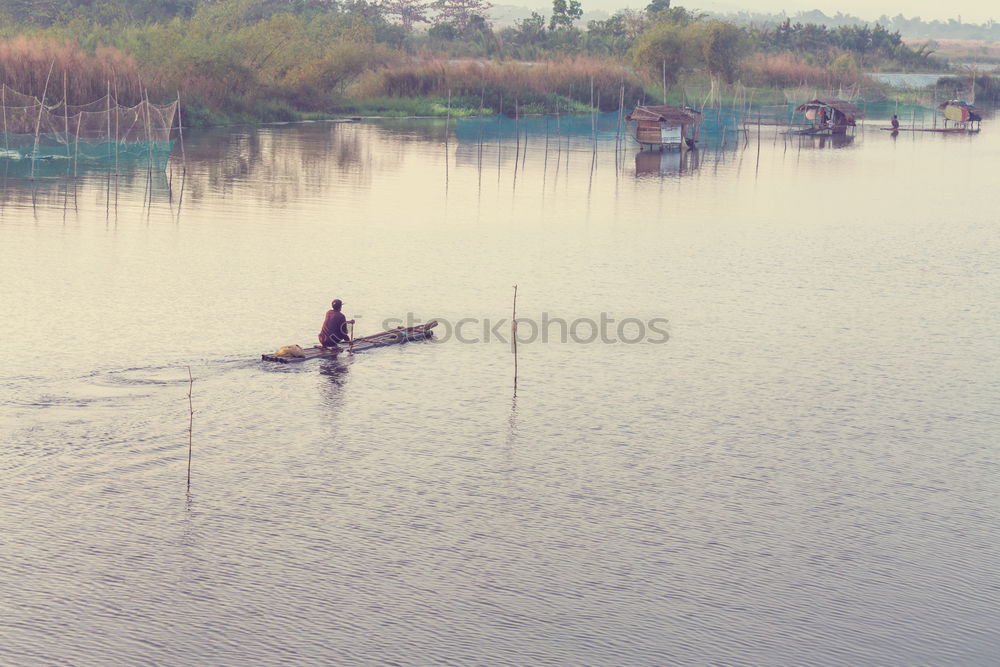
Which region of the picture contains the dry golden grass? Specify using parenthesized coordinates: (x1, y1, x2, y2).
(743, 53, 861, 89)
(0, 36, 145, 105)
(350, 57, 644, 111)
(909, 38, 1000, 65)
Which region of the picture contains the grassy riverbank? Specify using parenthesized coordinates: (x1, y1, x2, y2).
(0, 0, 977, 127)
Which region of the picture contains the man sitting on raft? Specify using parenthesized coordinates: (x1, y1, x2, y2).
(319, 299, 354, 348)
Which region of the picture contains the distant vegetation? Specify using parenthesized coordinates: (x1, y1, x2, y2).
(712, 9, 1000, 44)
(0, 0, 970, 125)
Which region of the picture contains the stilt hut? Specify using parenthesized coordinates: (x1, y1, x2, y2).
(794, 99, 864, 135)
(625, 105, 702, 151)
(938, 100, 982, 130)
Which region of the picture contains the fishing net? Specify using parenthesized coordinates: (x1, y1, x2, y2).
(0, 84, 177, 169)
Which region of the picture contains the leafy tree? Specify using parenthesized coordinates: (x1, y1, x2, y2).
(432, 0, 491, 34)
(427, 22, 457, 40)
(697, 20, 746, 82)
(549, 0, 581, 31)
(512, 11, 547, 46)
(584, 9, 643, 55)
(657, 6, 701, 25)
(632, 21, 693, 89)
(382, 0, 431, 33)
(644, 0, 669, 15)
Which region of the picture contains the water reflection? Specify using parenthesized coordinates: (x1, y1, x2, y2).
(178, 122, 368, 205)
(4, 102, 1000, 667)
(3, 104, 993, 221)
(634, 148, 700, 178)
(797, 134, 857, 149)
(318, 359, 350, 387)
(0, 167, 171, 211)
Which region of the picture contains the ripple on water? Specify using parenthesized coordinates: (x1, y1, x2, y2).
(2, 119, 1000, 666)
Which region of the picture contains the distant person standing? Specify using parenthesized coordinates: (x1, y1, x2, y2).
(891, 114, 900, 130)
(319, 299, 354, 348)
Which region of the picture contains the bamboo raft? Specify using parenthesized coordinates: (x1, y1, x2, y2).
(880, 127, 980, 134)
(262, 321, 438, 363)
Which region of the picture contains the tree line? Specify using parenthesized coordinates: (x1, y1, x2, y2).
(0, 0, 947, 122)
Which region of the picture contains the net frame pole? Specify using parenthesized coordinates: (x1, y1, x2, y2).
(2, 85, 8, 153)
(176, 91, 186, 175)
(113, 75, 120, 177)
(106, 81, 111, 163)
(64, 70, 70, 160)
(73, 110, 82, 177)
(32, 60, 56, 179)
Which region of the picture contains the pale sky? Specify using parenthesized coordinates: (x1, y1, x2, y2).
(519, 0, 995, 24)
(703, 0, 994, 24)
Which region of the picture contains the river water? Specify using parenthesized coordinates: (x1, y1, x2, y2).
(2, 109, 999, 665)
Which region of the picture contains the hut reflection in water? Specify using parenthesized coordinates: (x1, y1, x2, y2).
(635, 146, 700, 177)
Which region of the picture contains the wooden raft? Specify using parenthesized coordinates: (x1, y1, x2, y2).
(880, 127, 980, 134)
(262, 321, 438, 363)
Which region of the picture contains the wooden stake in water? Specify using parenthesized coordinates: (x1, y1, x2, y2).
(590, 77, 596, 149)
(113, 75, 120, 179)
(514, 97, 520, 173)
(445, 88, 451, 191)
(63, 71, 70, 163)
(512, 284, 518, 397)
(73, 111, 82, 177)
(3, 84, 9, 154)
(755, 112, 762, 177)
(31, 60, 56, 179)
(497, 95, 502, 181)
(662, 60, 667, 103)
(176, 91, 186, 175)
(617, 82, 625, 172)
(186, 366, 194, 491)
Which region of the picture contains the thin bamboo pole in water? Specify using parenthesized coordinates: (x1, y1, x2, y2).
(31, 60, 56, 179)
(176, 92, 187, 176)
(106, 82, 112, 218)
(113, 75, 120, 213)
(521, 116, 528, 170)
(511, 284, 518, 397)
(2, 85, 8, 153)
(445, 89, 451, 191)
(186, 366, 194, 490)
(63, 71, 70, 162)
(617, 82, 625, 171)
(590, 77, 596, 152)
(73, 111, 82, 177)
(662, 60, 666, 103)
(497, 96, 502, 181)
(514, 98, 520, 173)
(755, 113, 761, 177)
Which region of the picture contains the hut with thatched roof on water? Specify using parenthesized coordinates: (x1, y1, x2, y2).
(938, 100, 982, 130)
(794, 99, 864, 135)
(625, 105, 702, 151)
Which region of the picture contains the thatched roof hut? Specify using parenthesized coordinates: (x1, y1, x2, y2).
(625, 105, 702, 150)
(794, 98, 863, 134)
(938, 100, 981, 123)
(625, 105, 702, 125)
(794, 99, 865, 123)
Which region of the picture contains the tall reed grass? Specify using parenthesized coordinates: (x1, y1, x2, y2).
(349, 58, 646, 113)
(743, 52, 861, 90)
(0, 36, 143, 104)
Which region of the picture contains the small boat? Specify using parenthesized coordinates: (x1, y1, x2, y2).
(262, 321, 438, 363)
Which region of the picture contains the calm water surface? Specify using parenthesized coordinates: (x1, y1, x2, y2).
(2, 110, 999, 665)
